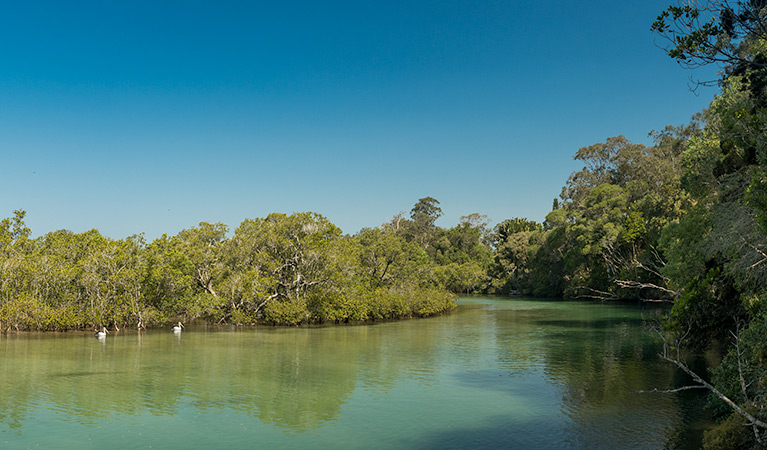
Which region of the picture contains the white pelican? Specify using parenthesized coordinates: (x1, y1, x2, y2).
(172, 322, 184, 333)
(95, 327, 108, 338)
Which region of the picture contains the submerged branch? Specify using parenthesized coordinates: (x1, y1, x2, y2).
(660, 353, 767, 430)
(614, 280, 677, 301)
(574, 286, 617, 301)
(633, 385, 707, 394)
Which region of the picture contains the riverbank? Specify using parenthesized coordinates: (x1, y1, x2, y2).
(0, 288, 457, 332)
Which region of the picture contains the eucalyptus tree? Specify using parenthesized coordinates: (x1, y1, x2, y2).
(459, 213, 494, 247)
(523, 132, 691, 300)
(406, 196, 443, 251)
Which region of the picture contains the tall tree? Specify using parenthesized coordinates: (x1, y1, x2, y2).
(407, 197, 443, 251)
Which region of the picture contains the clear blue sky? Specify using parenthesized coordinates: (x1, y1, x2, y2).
(1, 0, 717, 239)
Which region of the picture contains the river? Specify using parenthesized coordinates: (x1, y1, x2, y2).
(0, 296, 709, 449)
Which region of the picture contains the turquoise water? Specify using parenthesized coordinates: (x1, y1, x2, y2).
(0, 297, 707, 449)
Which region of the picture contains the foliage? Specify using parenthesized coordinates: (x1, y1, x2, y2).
(647, 2, 767, 443)
(0, 209, 459, 331)
(705, 305, 767, 449)
(651, 0, 767, 97)
(406, 196, 443, 250)
(495, 217, 542, 243)
(486, 127, 695, 301)
(702, 412, 756, 450)
(381, 198, 495, 294)
(489, 229, 538, 295)
(665, 268, 747, 350)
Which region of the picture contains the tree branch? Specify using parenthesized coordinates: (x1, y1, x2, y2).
(660, 352, 767, 430)
(575, 286, 618, 300)
(633, 385, 708, 394)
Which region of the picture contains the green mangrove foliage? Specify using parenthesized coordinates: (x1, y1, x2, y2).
(0, 210, 465, 331)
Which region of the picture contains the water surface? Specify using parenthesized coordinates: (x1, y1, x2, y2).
(0, 297, 707, 449)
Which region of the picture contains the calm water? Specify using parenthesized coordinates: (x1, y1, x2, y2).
(0, 297, 708, 449)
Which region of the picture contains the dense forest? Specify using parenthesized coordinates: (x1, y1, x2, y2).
(2, 0, 766, 447)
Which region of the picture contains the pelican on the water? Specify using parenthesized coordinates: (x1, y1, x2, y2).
(172, 322, 184, 333)
(95, 327, 108, 338)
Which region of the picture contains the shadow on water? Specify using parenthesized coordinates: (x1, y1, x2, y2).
(409, 410, 699, 450)
(531, 316, 649, 330)
(410, 415, 553, 450)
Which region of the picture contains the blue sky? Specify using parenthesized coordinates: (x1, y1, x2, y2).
(1, 1, 717, 239)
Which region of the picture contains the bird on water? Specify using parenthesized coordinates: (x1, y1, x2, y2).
(172, 322, 184, 332)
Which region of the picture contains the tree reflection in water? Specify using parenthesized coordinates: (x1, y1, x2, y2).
(0, 298, 710, 449)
